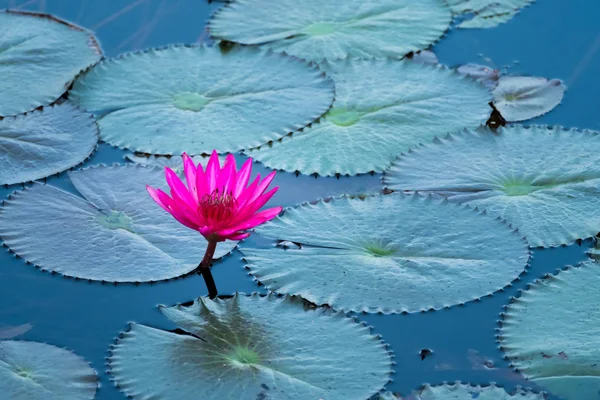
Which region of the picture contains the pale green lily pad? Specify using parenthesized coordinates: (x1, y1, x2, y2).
(69, 45, 334, 155)
(499, 261, 600, 400)
(0, 165, 236, 282)
(388, 383, 544, 399)
(246, 59, 491, 176)
(446, 0, 535, 28)
(385, 125, 600, 248)
(239, 193, 528, 313)
(0, 104, 98, 185)
(109, 293, 392, 400)
(0, 340, 97, 399)
(209, 0, 451, 62)
(493, 76, 566, 122)
(0, 10, 102, 117)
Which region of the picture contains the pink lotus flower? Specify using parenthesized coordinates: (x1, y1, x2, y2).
(146, 151, 282, 242)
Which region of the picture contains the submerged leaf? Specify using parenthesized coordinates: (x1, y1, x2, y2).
(239, 193, 528, 313)
(209, 0, 451, 62)
(457, 63, 500, 89)
(499, 262, 600, 400)
(125, 153, 227, 175)
(0, 104, 98, 185)
(385, 125, 600, 247)
(0, 165, 236, 282)
(0, 10, 102, 116)
(0, 323, 33, 340)
(69, 46, 334, 155)
(493, 76, 566, 121)
(0, 341, 97, 399)
(246, 59, 491, 176)
(396, 383, 544, 399)
(446, 0, 535, 29)
(109, 293, 392, 400)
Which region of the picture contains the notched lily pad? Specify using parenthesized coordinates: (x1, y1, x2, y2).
(493, 76, 566, 122)
(385, 125, 600, 248)
(239, 193, 529, 313)
(0, 165, 236, 282)
(246, 59, 491, 177)
(499, 261, 600, 400)
(0, 340, 97, 399)
(69, 45, 334, 155)
(0, 10, 102, 116)
(446, 0, 535, 28)
(125, 153, 226, 174)
(0, 103, 98, 185)
(108, 293, 392, 400)
(388, 383, 544, 399)
(209, 0, 451, 62)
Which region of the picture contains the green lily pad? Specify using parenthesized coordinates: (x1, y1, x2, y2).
(493, 76, 566, 122)
(385, 125, 600, 248)
(499, 261, 600, 400)
(0, 165, 236, 282)
(69, 45, 334, 155)
(384, 383, 544, 399)
(0, 104, 98, 185)
(446, 0, 535, 28)
(0, 340, 97, 399)
(108, 293, 392, 400)
(209, 0, 451, 62)
(246, 59, 491, 176)
(0, 10, 102, 117)
(239, 193, 528, 313)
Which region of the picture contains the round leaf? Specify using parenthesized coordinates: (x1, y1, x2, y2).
(493, 76, 566, 122)
(0, 10, 102, 117)
(69, 46, 334, 155)
(209, 0, 451, 62)
(385, 125, 600, 248)
(108, 293, 392, 400)
(0, 165, 236, 282)
(499, 261, 600, 400)
(0, 104, 98, 185)
(246, 59, 491, 176)
(239, 193, 529, 313)
(0, 340, 97, 399)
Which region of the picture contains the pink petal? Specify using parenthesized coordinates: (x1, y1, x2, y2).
(182, 153, 198, 202)
(205, 150, 220, 194)
(235, 174, 261, 207)
(239, 171, 276, 208)
(196, 161, 207, 198)
(218, 206, 282, 236)
(228, 186, 279, 226)
(169, 207, 202, 231)
(165, 167, 195, 208)
(225, 232, 250, 241)
(219, 154, 237, 195)
(233, 158, 253, 198)
(146, 185, 172, 213)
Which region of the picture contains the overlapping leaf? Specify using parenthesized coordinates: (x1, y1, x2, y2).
(493, 76, 566, 121)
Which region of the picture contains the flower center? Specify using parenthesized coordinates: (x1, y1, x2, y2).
(198, 189, 237, 223)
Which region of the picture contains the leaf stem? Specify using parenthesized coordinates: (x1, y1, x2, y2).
(198, 238, 218, 299)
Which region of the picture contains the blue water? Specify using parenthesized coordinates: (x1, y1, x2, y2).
(0, 1, 599, 399)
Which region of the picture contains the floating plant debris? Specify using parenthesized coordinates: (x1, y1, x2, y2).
(239, 193, 528, 313)
(209, 0, 451, 62)
(0, 165, 236, 282)
(0, 104, 98, 185)
(109, 293, 392, 400)
(69, 45, 334, 155)
(0, 340, 97, 399)
(246, 59, 491, 176)
(0, 10, 102, 117)
(446, 0, 536, 29)
(385, 125, 600, 247)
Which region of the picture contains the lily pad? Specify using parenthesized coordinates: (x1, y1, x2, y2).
(0, 340, 97, 399)
(108, 293, 392, 400)
(385, 125, 600, 248)
(499, 261, 600, 400)
(0, 104, 98, 185)
(493, 76, 566, 122)
(392, 383, 544, 399)
(446, 0, 535, 29)
(209, 0, 451, 62)
(69, 45, 334, 155)
(0, 10, 102, 117)
(239, 193, 528, 313)
(457, 63, 500, 89)
(246, 59, 491, 176)
(125, 153, 226, 174)
(0, 165, 236, 282)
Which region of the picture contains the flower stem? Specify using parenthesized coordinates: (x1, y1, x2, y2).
(198, 239, 218, 299)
